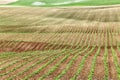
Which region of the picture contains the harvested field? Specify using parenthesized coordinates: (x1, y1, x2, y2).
(0, 6, 120, 80)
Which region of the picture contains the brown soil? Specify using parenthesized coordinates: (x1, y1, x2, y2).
(1, 47, 120, 80)
(93, 48, 105, 80)
(2, 50, 60, 79)
(14, 52, 65, 79)
(31, 54, 74, 80)
(0, 0, 18, 4)
(114, 48, 120, 65)
(1, 53, 51, 79)
(76, 47, 98, 80)
(45, 48, 91, 80)
(0, 6, 120, 80)
(0, 41, 111, 53)
(0, 54, 36, 74)
(108, 48, 118, 79)
(0, 41, 78, 53)
(59, 47, 92, 80)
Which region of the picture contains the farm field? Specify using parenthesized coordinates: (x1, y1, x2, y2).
(0, 0, 120, 6)
(0, 6, 120, 80)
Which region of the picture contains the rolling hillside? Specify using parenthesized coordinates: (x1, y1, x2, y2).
(0, 0, 120, 6)
(0, 0, 120, 80)
(0, 6, 120, 80)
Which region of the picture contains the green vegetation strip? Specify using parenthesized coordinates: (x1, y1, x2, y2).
(70, 46, 95, 80)
(54, 46, 90, 80)
(23, 30, 91, 80)
(87, 47, 101, 80)
(7, 50, 66, 79)
(111, 47, 120, 79)
(23, 49, 70, 79)
(103, 47, 109, 80)
(0, 51, 43, 72)
(70, 27, 96, 80)
(9, 0, 120, 6)
(103, 32, 109, 80)
(0, 51, 54, 76)
(38, 53, 71, 80)
(54, 29, 95, 80)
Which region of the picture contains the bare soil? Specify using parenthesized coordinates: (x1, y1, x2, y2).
(0, 41, 78, 53)
(0, 0, 18, 4)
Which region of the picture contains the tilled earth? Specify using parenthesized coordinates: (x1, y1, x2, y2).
(0, 6, 120, 80)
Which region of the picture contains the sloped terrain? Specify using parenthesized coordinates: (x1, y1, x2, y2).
(0, 0, 120, 6)
(0, 6, 120, 80)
